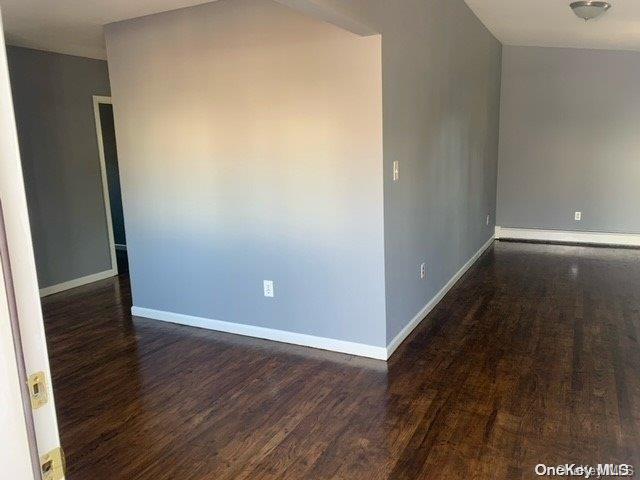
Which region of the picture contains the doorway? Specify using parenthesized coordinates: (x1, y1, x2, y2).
(93, 96, 128, 275)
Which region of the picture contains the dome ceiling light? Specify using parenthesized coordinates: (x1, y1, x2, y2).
(570, 1, 612, 21)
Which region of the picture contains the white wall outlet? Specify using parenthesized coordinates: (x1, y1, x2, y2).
(486, 214, 490, 226)
(263, 280, 274, 298)
(420, 262, 426, 280)
(574, 211, 582, 221)
(392, 161, 399, 182)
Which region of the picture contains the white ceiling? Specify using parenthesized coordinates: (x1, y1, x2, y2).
(0, 0, 374, 60)
(0, 0, 214, 59)
(466, 0, 640, 52)
(1, 0, 638, 60)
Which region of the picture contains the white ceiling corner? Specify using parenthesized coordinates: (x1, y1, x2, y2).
(0, 0, 376, 61)
(0, 0, 216, 60)
(465, 0, 640, 52)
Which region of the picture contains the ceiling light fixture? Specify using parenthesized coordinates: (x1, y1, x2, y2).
(570, 1, 612, 21)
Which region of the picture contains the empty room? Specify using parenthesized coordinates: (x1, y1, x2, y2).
(0, 0, 638, 479)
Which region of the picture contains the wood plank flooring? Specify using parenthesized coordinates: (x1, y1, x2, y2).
(41, 241, 640, 479)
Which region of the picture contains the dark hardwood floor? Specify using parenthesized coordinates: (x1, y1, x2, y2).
(41, 241, 640, 479)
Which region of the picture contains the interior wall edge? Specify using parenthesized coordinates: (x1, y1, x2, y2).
(385, 235, 495, 359)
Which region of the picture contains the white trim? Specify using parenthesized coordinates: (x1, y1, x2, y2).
(0, 10, 62, 461)
(495, 226, 640, 247)
(132, 237, 495, 362)
(131, 306, 388, 360)
(385, 236, 495, 359)
(92, 95, 118, 276)
(39, 269, 116, 297)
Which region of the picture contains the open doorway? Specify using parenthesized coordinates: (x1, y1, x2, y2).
(2, 20, 136, 475)
(93, 96, 128, 275)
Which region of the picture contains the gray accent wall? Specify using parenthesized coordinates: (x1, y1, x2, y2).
(314, 0, 503, 342)
(105, 0, 387, 347)
(498, 45, 640, 234)
(7, 46, 112, 289)
(106, 0, 502, 349)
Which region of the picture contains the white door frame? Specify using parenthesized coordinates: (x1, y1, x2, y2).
(0, 211, 40, 479)
(0, 7, 62, 477)
(92, 95, 119, 275)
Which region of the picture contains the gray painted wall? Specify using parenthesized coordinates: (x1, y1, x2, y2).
(106, 0, 502, 349)
(498, 45, 640, 234)
(7, 46, 112, 288)
(314, 0, 502, 342)
(105, 0, 387, 347)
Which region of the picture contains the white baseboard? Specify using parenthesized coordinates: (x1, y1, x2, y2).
(495, 226, 640, 247)
(385, 235, 495, 359)
(132, 236, 494, 362)
(39, 269, 117, 297)
(131, 306, 388, 360)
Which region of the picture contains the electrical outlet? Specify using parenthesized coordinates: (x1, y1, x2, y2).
(575, 211, 582, 221)
(486, 214, 490, 226)
(393, 161, 399, 182)
(263, 280, 274, 298)
(420, 263, 426, 280)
